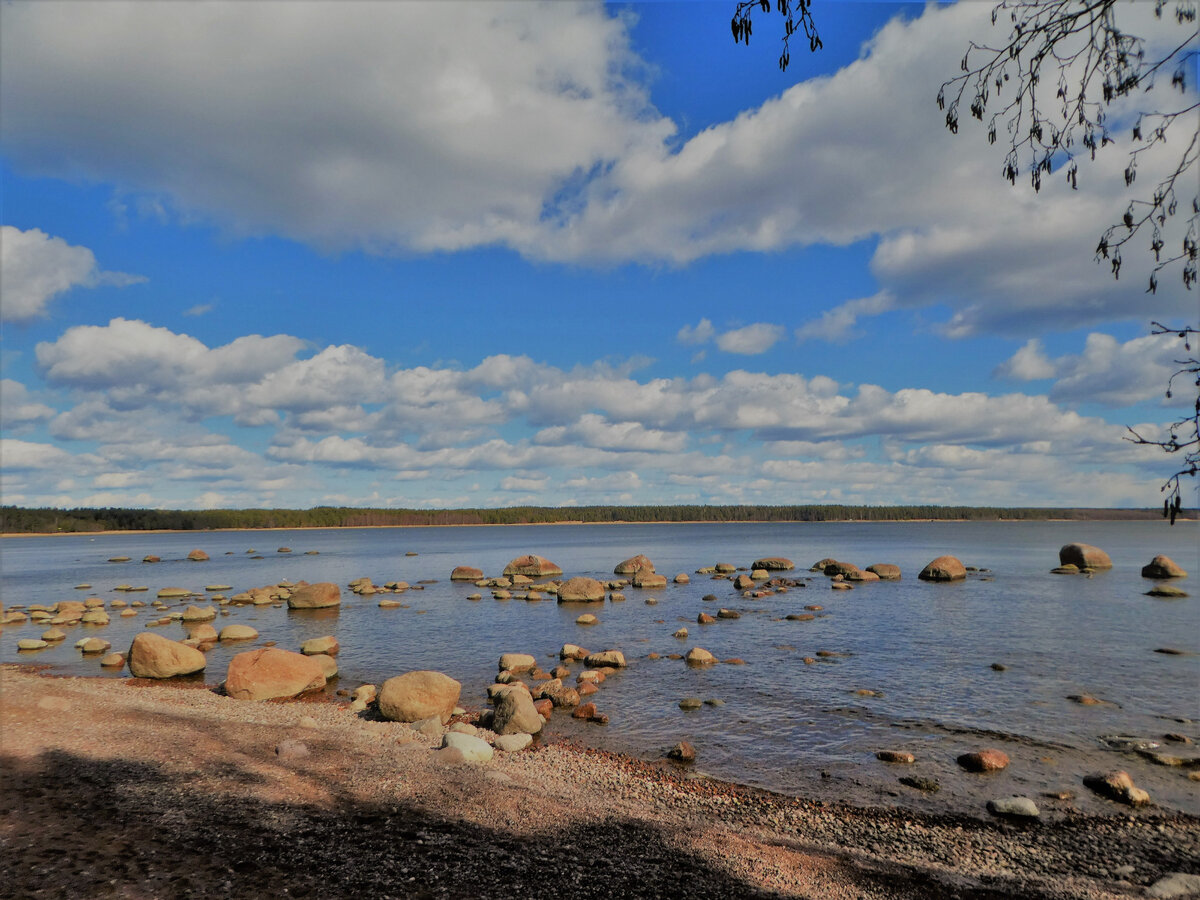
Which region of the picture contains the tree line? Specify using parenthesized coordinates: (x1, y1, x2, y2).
(0, 504, 1174, 534)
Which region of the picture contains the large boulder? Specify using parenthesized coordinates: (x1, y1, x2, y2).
(752, 557, 794, 571)
(186, 549, 209, 561)
(1058, 543, 1113, 570)
(450, 565, 484, 581)
(127, 632, 207, 679)
(918, 556, 967, 582)
(557, 577, 606, 602)
(866, 564, 902, 580)
(631, 570, 667, 589)
(225, 648, 326, 701)
(502, 555, 562, 577)
(491, 684, 544, 735)
(823, 561, 861, 578)
(377, 671, 461, 724)
(1142, 554, 1187, 579)
(218, 624, 259, 641)
(498, 652, 536, 672)
(614, 555, 655, 575)
(287, 582, 341, 609)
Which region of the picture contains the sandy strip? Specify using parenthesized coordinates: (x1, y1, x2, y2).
(1, 665, 1196, 900)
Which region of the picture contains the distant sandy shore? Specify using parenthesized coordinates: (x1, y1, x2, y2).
(2, 665, 1196, 899)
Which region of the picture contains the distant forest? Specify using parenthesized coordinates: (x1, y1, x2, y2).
(0, 504, 1179, 534)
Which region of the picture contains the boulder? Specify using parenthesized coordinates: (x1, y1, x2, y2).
(1147, 584, 1189, 598)
(300, 635, 339, 656)
(502, 555, 562, 577)
(752, 558, 794, 571)
(674, 573, 690, 584)
(17, 639, 48, 651)
(491, 685, 544, 735)
(846, 569, 880, 583)
(1058, 543, 1113, 570)
(631, 570, 667, 589)
(127, 632, 207, 679)
(441, 732, 493, 763)
(225, 648, 326, 701)
(310, 654, 338, 680)
(377, 671, 461, 724)
(1142, 555, 1187, 579)
(156, 587, 192, 599)
(957, 749, 1010, 772)
(919, 556, 967, 582)
(987, 797, 1040, 818)
(559, 643, 589, 661)
(219, 624, 259, 641)
(287, 582, 341, 609)
(186, 549, 210, 561)
(614, 554, 655, 575)
(181, 604, 216, 622)
(866, 564, 902, 580)
(584, 649, 626, 668)
(99, 653, 126, 669)
(81, 609, 110, 625)
(875, 750, 915, 764)
(498, 652, 536, 672)
(187, 623, 218, 642)
(450, 566, 484, 581)
(79, 637, 111, 654)
(575, 613, 598, 625)
(685, 647, 717, 666)
(733, 574, 755, 590)
(494, 733, 533, 752)
(557, 577, 606, 602)
(1083, 770, 1151, 806)
(697, 613, 716, 624)
(668, 741, 697, 762)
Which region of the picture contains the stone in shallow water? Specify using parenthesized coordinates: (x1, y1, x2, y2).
(987, 796, 1039, 818)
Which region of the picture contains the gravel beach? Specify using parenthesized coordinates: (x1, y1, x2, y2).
(1, 665, 1197, 899)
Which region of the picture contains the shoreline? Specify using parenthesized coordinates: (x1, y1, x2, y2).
(3, 515, 1191, 538)
(2, 665, 1197, 899)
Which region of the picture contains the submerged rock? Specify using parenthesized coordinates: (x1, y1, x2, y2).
(1142, 554, 1188, 579)
(557, 576, 606, 602)
(918, 556, 967, 582)
(1058, 543, 1113, 570)
(614, 554, 655, 575)
(1083, 770, 1151, 806)
(502, 554, 562, 577)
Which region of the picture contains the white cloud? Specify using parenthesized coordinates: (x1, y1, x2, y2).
(0, 379, 55, 425)
(795, 291, 894, 344)
(993, 339, 1057, 381)
(0, 226, 144, 322)
(183, 303, 214, 317)
(0, 438, 80, 470)
(716, 323, 785, 355)
(1048, 333, 1184, 408)
(677, 318, 715, 346)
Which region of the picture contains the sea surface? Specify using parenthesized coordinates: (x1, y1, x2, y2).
(3, 520, 1197, 816)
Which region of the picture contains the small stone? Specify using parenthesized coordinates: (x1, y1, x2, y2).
(987, 796, 1039, 818)
(875, 750, 915, 764)
(899, 775, 940, 792)
(1083, 770, 1151, 806)
(684, 647, 716, 665)
(668, 741, 696, 762)
(957, 749, 1010, 772)
(440, 732, 493, 763)
(678, 697, 703, 710)
(494, 733, 533, 752)
(1145, 873, 1200, 899)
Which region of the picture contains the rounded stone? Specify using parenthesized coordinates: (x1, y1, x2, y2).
(377, 670, 461, 724)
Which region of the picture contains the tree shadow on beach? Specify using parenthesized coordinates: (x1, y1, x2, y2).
(0, 742, 1061, 900)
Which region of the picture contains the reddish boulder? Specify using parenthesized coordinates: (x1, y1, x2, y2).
(450, 565, 484, 581)
(377, 670, 460, 724)
(1058, 543, 1113, 570)
(225, 648, 325, 701)
(919, 556, 967, 582)
(127, 632, 206, 679)
(957, 749, 1010, 772)
(1142, 554, 1187, 579)
(557, 576, 606, 602)
(502, 555, 562, 577)
(287, 582, 341, 609)
(614, 555, 655, 575)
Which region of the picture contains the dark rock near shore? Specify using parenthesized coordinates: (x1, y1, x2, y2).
(668, 741, 697, 762)
(957, 749, 1009, 773)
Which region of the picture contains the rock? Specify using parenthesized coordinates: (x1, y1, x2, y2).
(1143, 554, 1188, 579)
(81, 609, 110, 625)
(733, 574, 755, 590)
(987, 796, 1040, 818)
(127, 632, 207, 679)
(310, 654, 338, 680)
(415, 717, 444, 740)
(218, 624, 259, 641)
(142, 555, 160, 563)
(499, 652, 536, 672)
(611, 592, 628, 602)
(957, 749, 1010, 772)
(822, 561, 860, 578)
(108, 556, 131, 563)
(181, 604, 217, 622)
(674, 573, 690, 584)
(186, 549, 210, 561)
(225, 648, 326, 701)
(156, 587, 192, 600)
(668, 741, 697, 762)
(614, 555, 655, 575)
(450, 565, 484, 581)
(1083, 770, 1151, 806)
(377, 671, 461, 724)
(441, 732, 493, 763)
(572, 702, 597, 719)
(533, 698, 553, 720)
(99, 653, 125, 668)
(678, 697, 703, 710)
(631, 570, 667, 589)
(673, 627, 689, 639)
(1146, 873, 1200, 899)
(17, 639, 48, 650)
(502, 555, 562, 577)
(494, 733, 533, 752)
(899, 775, 940, 792)
(78, 637, 111, 653)
(277, 547, 292, 553)
(491, 686, 544, 735)
(41, 627, 66, 642)
(786, 613, 815, 621)
(752, 558, 794, 571)
(559, 643, 589, 661)
(1147, 585, 1189, 598)
(875, 750, 915, 764)
(918, 556, 967, 582)
(685, 647, 716, 665)
(584, 649, 626, 668)
(866, 564, 901, 580)
(352, 684, 377, 704)
(287, 582, 341, 609)
(187, 622, 218, 642)
(300, 635, 339, 656)
(275, 739, 310, 760)
(716, 608, 740, 619)
(575, 613, 598, 625)
(1051, 565, 1080, 575)
(697, 613, 716, 624)
(1059, 543, 1113, 570)
(558, 577, 606, 602)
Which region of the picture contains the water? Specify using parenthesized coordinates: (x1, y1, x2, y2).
(3, 520, 1197, 815)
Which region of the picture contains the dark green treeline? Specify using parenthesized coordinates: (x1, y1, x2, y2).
(0, 504, 1171, 534)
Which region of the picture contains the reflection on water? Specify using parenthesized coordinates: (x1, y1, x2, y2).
(3, 520, 1197, 814)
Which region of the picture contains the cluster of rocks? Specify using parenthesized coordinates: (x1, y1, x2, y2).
(1050, 544, 1189, 597)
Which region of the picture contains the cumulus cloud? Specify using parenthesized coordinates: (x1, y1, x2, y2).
(716, 323, 785, 355)
(677, 318, 715, 346)
(0, 379, 55, 426)
(994, 339, 1057, 382)
(795, 292, 894, 344)
(0, 226, 145, 322)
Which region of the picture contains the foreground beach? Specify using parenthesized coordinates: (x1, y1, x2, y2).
(2, 666, 1197, 899)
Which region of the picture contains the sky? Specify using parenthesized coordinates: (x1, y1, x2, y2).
(0, 0, 1196, 511)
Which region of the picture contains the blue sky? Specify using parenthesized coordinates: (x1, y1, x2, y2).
(0, 0, 1195, 510)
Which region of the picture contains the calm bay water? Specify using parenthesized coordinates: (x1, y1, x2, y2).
(3, 520, 1197, 815)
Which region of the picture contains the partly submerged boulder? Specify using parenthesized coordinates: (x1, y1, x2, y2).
(450, 565, 484, 581)
(1059, 543, 1113, 570)
(287, 582, 341, 609)
(127, 632, 206, 679)
(225, 648, 326, 701)
(557, 576, 606, 602)
(1142, 554, 1187, 579)
(752, 557, 794, 571)
(614, 554, 655, 575)
(918, 556, 967, 582)
(502, 555, 562, 577)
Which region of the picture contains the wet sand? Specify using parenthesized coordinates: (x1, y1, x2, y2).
(1, 665, 1197, 899)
